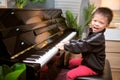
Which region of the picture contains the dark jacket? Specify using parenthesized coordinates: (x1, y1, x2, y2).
(64, 28, 106, 74)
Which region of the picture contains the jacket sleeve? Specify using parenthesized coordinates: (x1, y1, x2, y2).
(64, 39, 89, 54)
(64, 33, 104, 54)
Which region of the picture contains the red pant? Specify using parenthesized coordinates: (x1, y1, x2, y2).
(66, 58, 97, 80)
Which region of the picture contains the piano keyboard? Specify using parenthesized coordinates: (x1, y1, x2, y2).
(23, 31, 77, 67)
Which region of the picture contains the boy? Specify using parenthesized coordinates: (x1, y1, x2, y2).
(56, 7, 113, 80)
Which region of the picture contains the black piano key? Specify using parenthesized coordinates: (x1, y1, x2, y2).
(27, 51, 46, 60)
(35, 51, 47, 55)
(24, 59, 36, 62)
(30, 55, 41, 58)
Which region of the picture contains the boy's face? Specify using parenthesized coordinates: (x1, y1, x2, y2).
(90, 13, 109, 33)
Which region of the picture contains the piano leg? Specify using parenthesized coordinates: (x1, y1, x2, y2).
(26, 63, 40, 80)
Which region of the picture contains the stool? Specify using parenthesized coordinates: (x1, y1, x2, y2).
(75, 59, 112, 80)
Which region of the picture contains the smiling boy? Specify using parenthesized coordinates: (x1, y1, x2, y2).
(57, 7, 113, 80)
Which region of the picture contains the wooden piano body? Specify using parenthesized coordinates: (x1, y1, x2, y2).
(0, 8, 76, 80)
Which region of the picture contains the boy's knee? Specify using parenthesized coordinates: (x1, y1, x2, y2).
(69, 58, 82, 68)
(66, 70, 76, 80)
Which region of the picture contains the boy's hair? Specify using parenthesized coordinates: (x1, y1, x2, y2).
(93, 7, 113, 24)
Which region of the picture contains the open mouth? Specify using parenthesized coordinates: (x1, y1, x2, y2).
(93, 27, 99, 32)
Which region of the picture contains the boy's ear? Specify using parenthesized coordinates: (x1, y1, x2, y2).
(106, 24, 110, 28)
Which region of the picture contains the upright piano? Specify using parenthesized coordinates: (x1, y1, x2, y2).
(0, 8, 77, 80)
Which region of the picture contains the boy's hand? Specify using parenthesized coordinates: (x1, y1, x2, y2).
(56, 41, 70, 50)
(56, 43, 64, 50)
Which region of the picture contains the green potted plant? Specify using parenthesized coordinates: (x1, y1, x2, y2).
(0, 63, 26, 80)
(65, 10, 82, 38)
(15, 0, 46, 8)
(65, 1, 95, 39)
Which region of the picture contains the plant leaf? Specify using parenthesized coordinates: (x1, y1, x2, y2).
(65, 10, 75, 28)
(15, 0, 28, 8)
(10, 63, 26, 71)
(5, 70, 24, 80)
(5, 63, 26, 80)
(2, 65, 12, 76)
(30, 0, 46, 3)
(0, 66, 4, 80)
